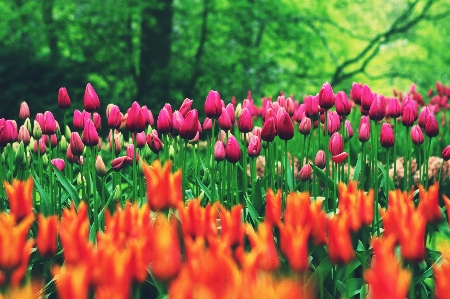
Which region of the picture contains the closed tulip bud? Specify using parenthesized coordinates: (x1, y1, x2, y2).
(19, 101, 30, 119)
(277, 110, 294, 140)
(350, 82, 363, 104)
(108, 105, 122, 129)
(247, 135, 261, 157)
(299, 164, 313, 182)
(15, 142, 25, 165)
(218, 107, 232, 131)
(50, 134, 58, 148)
(42, 153, 49, 166)
(329, 132, 344, 156)
(142, 105, 154, 126)
(66, 145, 80, 164)
(369, 94, 386, 121)
(410, 125, 424, 145)
(238, 108, 253, 133)
(418, 106, 431, 128)
(442, 145, 450, 161)
(204, 90, 223, 119)
(335, 91, 351, 116)
(299, 117, 311, 135)
(33, 120, 42, 140)
(380, 123, 395, 148)
(386, 97, 401, 118)
(24, 117, 32, 133)
(127, 101, 146, 133)
(225, 135, 241, 163)
(43, 111, 57, 135)
(111, 156, 132, 171)
(202, 117, 212, 131)
(147, 130, 163, 154)
(126, 144, 139, 161)
(361, 84, 374, 111)
(33, 138, 46, 154)
(51, 158, 65, 172)
(18, 125, 30, 146)
(83, 83, 100, 112)
(179, 98, 193, 117)
(319, 82, 335, 110)
(315, 150, 326, 169)
(358, 116, 370, 143)
(425, 113, 439, 137)
(180, 109, 199, 140)
(261, 117, 277, 142)
(58, 87, 71, 109)
(226, 103, 236, 124)
(73, 109, 84, 131)
(95, 155, 107, 177)
(60, 135, 68, 153)
(325, 111, 340, 135)
(171, 110, 184, 136)
(157, 107, 172, 134)
(235, 103, 242, 119)
(286, 97, 295, 116)
(305, 95, 319, 119)
(35, 112, 44, 128)
(214, 140, 226, 161)
(82, 119, 99, 146)
(135, 131, 147, 148)
(344, 120, 353, 140)
(70, 132, 84, 156)
(293, 103, 306, 123)
(252, 126, 262, 139)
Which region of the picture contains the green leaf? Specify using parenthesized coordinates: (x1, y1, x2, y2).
(307, 256, 333, 297)
(32, 172, 51, 216)
(195, 175, 212, 201)
(353, 152, 362, 181)
(376, 162, 395, 196)
(246, 196, 260, 226)
(312, 164, 337, 192)
(52, 164, 80, 207)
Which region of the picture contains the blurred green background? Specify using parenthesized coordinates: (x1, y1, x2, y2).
(1, 0, 449, 120)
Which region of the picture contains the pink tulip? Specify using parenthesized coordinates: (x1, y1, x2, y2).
(127, 102, 146, 133)
(331, 152, 348, 164)
(204, 90, 223, 119)
(157, 107, 173, 134)
(43, 111, 57, 135)
(318, 82, 335, 110)
(277, 110, 294, 140)
(299, 164, 313, 181)
(225, 135, 241, 163)
(425, 113, 439, 137)
(238, 108, 253, 133)
(350, 83, 363, 104)
(108, 105, 122, 129)
(147, 130, 163, 154)
(179, 98, 193, 117)
(51, 158, 65, 172)
(261, 117, 276, 142)
(180, 109, 199, 140)
(247, 135, 261, 157)
(58, 87, 71, 109)
(329, 132, 344, 156)
(410, 125, 424, 145)
(70, 132, 84, 156)
(214, 140, 226, 161)
(218, 107, 232, 131)
(315, 150, 326, 169)
(111, 156, 132, 171)
(369, 94, 386, 121)
(335, 91, 351, 117)
(82, 119, 99, 147)
(83, 83, 100, 112)
(19, 102, 30, 119)
(442, 145, 450, 161)
(380, 123, 395, 148)
(361, 84, 374, 111)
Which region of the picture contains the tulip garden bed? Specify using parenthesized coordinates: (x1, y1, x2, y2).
(1, 82, 450, 298)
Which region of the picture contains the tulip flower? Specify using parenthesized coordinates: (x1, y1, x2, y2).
(425, 112, 439, 137)
(204, 90, 223, 119)
(327, 215, 354, 264)
(66, 145, 80, 164)
(135, 131, 147, 148)
(225, 135, 241, 163)
(51, 158, 66, 172)
(247, 135, 261, 157)
(147, 130, 164, 154)
(4, 178, 34, 222)
(299, 164, 312, 182)
(331, 152, 348, 164)
(214, 140, 226, 161)
(369, 94, 386, 121)
(299, 117, 311, 135)
(318, 82, 334, 110)
(418, 106, 431, 128)
(19, 101, 30, 119)
(180, 109, 199, 140)
(171, 110, 184, 136)
(34, 138, 47, 155)
(81, 119, 99, 147)
(329, 132, 344, 156)
(73, 109, 84, 131)
(401, 102, 416, 127)
(141, 105, 154, 126)
(37, 214, 58, 257)
(179, 98, 193, 117)
(58, 87, 71, 109)
(261, 117, 277, 142)
(277, 110, 294, 140)
(443, 145, 450, 161)
(0, 119, 15, 147)
(43, 111, 57, 135)
(126, 144, 139, 161)
(410, 125, 424, 145)
(361, 84, 374, 111)
(95, 155, 107, 177)
(325, 111, 340, 135)
(315, 150, 326, 169)
(335, 91, 351, 116)
(127, 101, 146, 133)
(358, 116, 370, 143)
(157, 107, 172, 134)
(380, 123, 394, 148)
(35, 112, 44, 128)
(434, 257, 450, 299)
(218, 107, 232, 131)
(111, 156, 132, 171)
(238, 108, 253, 133)
(18, 125, 30, 146)
(350, 82, 363, 104)
(344, 120, 353, 140)
(226, 103, 236, 124)
(202, 117, 212, 131)
(386, 97, 401, 118)
(107, 105, 122, 129)
(83, 83, 100, 112)
(265, 189, 281, 227)
(304, 95, 319, 119)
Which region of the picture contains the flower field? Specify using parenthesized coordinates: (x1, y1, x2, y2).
(1, 82, 450, 298)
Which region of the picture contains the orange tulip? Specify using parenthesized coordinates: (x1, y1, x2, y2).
(36, 214, 58, 257)
(3, 178, 33, 222)
(178, 199, 207, 240)
(337, 181, 373, 230)
(418, 182, 441, 223)
(326, 214, 354, 264)
(53, 264, 91, 299)
(142, 160, 182, 211)
(264, 189, 281, 227)
(434, 256, 450, 299)
(245, 223, 279, 271)
(279, 223, 311, 271)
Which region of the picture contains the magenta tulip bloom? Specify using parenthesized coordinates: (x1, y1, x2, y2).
(299, 164, 313, 182)
(315, 150, 326, 169)
(261, 117, 277, 142)
(277, 110, 294, 140)
(247, 135, 261, 157)
(180, 109, 199, 140)
(380, 123, 395, 148)
(329, 132, 344, 156)
(157, 107, 173, 134)
(135, 131, 147, 149)
(127, 102, 146, 133)
(43, 111, 57, 135)
(214, 140, 226, 161)
(83, 83, 100, 112)
(70, 132, 84, 156)
(34, 138, 47, 155)
(82, 119, 99, 147)
(425, 113, 439, 137)
(344, 120, 354, 140)
(108, 105, 122, 129)
(141, 105, 154, 126)
(226, 103, 236, 124)
(172, 110, 184, 137)
(238, 108, 253, 133)
(147, 130, 163, 154)
(203, 117, 212, 131)
(218, 107, 232, 131)
(299, 117, 311, 135)
(126, 144, 139, 161)
(111, 156, 132, 171)
(318, 82, 335, 110)
(18, 126, 30, 146)
(179, 98, 193, 117)
(358, 116, 370, 143)
(331, 152, 348, 164)
(225, 135, 241, 163)
(204, 90, 223, 119)
(350, 83, 363, 104)
(386, 97, 401, 119)
(442, 145, 450, 161)
(19, 102, 30, 119)
(58, 87, 71, 109)
(361, 84, 374, 111)
(369, 94, 386, 121)
(418, 106, 431, 128)
(335, 91, 351, 117)
(51, 158, 66, 172)
(410, 125, 424, 145)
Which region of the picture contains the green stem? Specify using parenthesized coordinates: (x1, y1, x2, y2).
(284, 140, 288, 193)
(403, 126, 409, 191)
(132, 135, 138, 202)
(243, 133, 248, 202)
(393, 120, 397, 188)
(324, 110, 329, 210)
(425, 137, 432, 189)
(333, 162, 337, 214)
(386, 148, 390, 196)
(91, 146, 99, 240)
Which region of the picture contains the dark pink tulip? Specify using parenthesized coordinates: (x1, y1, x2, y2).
(293, 103, 306, 123)
(225, 135, 241, 163)
(83, 83, 100, 112)
(50, 134, 58, 148)
(18, 126, 30, 146)
(380, 123, 395, 148)
(350, 83, 363, 104)
(247, 135, 261, 157)
(19, 102, 30, 119)
(171, 110, 184, 136)
(305, 95, 320, 120)
(147, 130, 163, 154)
(203, 117, 212, 131)
(204, 90, 223, 119)
(58, 87, 71, 109)
(369, 94, 386, 121)
(238, 108, 253, 133)
(329, 132, 344, 156)
(266, 108, 277, 124)
(93, 113, 101, 131)
(386, 97, 401, 118)
(70, 132, 84, 156)
(442, 145, 450, 161)
(401, 103, 416, 127)
(299, 117, 311, 135)
(299, 164, 313, 182)
(180, 109, 199, 140)
(277, 110, 294, 140)
(261, 117, 276, 142)
(331, 152, 348, 164)
(126, 144, 139, 161)
(361, 84, 374, 111)
(66, 145, 80, 164)
(418, 106, 431, 128)
(315, 150, 326, 169)
(179, 98, 193, 117)
(73, 110, 84, 131)
(214, 140, 226, 161)
(135, 132, 147, 148)
(325, 111, 340, 135)
(43, 111, 57, 135)
(410, 125, 424, 145)
(358, 116, 370, 143)
(157, 107, 173, 134)
(35, 113, 44, 129)
(226, 103, 236, 124)
(108, 105, 122, 129)
(164, 103, 173, 118)
(111, 156, 132, 171)
(95, 156, 107, 177)
(425, 113, 439, 137)
(286, 97, 295, 116)
(141, 106, 154, 126)
(82, 119, 99, 147)
(335, 91, 351, 117)
(34, 138, 47, 155)
(218, 107, 232, 131)
(51, 158, 65, 172)
(0, 119, 14, 147)
(252, 126, 262, 139)
(318, 82, 334, 110)
(127, 102, 146, 133)
(345, 120, 354, 140)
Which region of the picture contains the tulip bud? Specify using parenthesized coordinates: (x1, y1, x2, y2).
(418, 106, 431, 128)
(203, 117, 212, 131)
(299, 117, 311, 135)
(318, 82, 335, 110)
(344, 120, 353, 140)
(15, 142, 25, 165)
(179, 98, 193, 117)
(66, 145, 80, 164)
(214, 140, 226, 161)
(58, 87, 71, 109)
(401, 101, 417, 127)
(126, 144, 139, 161)
(59, 135, 68, 153)
(111, 156, 132, 171)
(171, 110, 184, 136)
(315, 150, 326, 169)
(380, 123, 395, 148)
(350, 82, 363, 104)
(335, 91, 351, 116)
(33, 137, 47, 154)
(425, 113, 439, 137)
(82, 119, 99, 146)
(238, 108, 253, 133)
(127, 102, 146, 133)
(24, 117, 32, 133)
(147, 130, 163, 154)
(361, 84, 374, 111)
(386, 97, 401, 118)
(329, 132, 344, 156)
(42, 153, 49, 167)
(43, 111, 57, 135)
(19, 102, 30, 119)
(70, 132, 84, 156)
(18, 125, 30, 146)
(95, 155, 107, 177)
(180, 109, 199, 140)
(51, 158, 65, 172)
(235, 103, 242, 120)
(277, 110, 294, 140)
(226, 103, 236, 124)
(442, 145, 450, 161)
(73, 109, 84, 131)
(218, 107, 232, 131)
(299, 164, 313, 182)
(225, 135, 241, 163)
(305, 95, 320, 119)
(410, 125, 424, 145)
(204, 90, 223, 119)
(369, 94, 386, 121)
(331, 152, 348, 164)
(261, 117, 277, 142)
(83, 83, 100, 112)
(157, 107, 173, 134)
(358, 116, 370, 143)
(141, 105, 154, 126)
(108, 105, 122, 129)
(248, 135, 261, 157)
